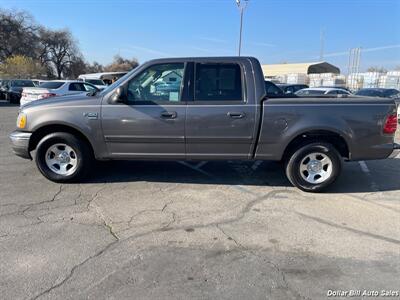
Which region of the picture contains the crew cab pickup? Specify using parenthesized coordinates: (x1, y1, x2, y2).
(9, 57, 400, 192)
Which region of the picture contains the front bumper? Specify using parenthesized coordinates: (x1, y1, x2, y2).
(9, 131, 32, 159)
(389, 143, 400, 158)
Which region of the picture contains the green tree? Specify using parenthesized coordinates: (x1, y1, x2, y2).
(0, 55, 45, 78)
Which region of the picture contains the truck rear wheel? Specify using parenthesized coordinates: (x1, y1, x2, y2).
(35, 132, 92, 182)
(285, 142, 342, 192)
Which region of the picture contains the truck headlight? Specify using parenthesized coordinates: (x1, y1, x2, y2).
(17, 113, 27, 129)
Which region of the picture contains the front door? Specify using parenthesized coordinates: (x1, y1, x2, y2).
(185, 62, 256, 159)
(101, 63, 186, 159)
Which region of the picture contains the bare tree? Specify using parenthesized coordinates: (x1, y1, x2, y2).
(38, 28, 79, 79)
(0, 9, 39, 62)
(86, 61, 104, 73)
(63, 55, 88, 79)
(104, 55, 139, 72)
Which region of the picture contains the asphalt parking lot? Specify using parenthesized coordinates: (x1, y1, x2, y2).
(0, 101, 399, 300)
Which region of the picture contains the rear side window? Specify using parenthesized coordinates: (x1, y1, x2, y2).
(39, 82, 65, 89)
(337, 90, 350, 95)
(86, 79, 104, 86)
(13, 80, 35, 87)
(194, 63, 243, 101)
(69, 83, 86, 91)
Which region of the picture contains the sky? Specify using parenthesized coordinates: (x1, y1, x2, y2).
(1, 0, 399, 73)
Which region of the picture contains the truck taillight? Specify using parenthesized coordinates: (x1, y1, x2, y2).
(39, 93, 57, 99)
(383, 114, 397, 134)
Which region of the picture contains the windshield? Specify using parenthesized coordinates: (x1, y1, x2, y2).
(355, 89, 383, 97)
(383, 89, 400, 97)
(39, 81, 65, 89)
(12, 80, 34, 87)
(86, 79, 105, 86)
(100, 69, 137, 95)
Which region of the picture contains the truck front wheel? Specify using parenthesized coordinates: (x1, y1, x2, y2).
(35, 132, 92, 182)
(285, 143, 342, 192)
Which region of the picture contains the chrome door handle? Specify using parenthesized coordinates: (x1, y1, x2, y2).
(160, 111, 177, 119)
(227, 112, 245, 119)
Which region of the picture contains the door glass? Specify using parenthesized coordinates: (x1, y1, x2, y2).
(83, 84, 96, 91)
(195, 63, 243, 101)
(127, 63, 184, 103)
(69, 83, 85, 91)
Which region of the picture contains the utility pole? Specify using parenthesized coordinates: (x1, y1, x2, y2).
(348, 47, 362, 75)
(319, 28, 325, 61)
(236, 0, 249, 56)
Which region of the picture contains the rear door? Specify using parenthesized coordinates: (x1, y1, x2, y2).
(185, 61, 257, 159)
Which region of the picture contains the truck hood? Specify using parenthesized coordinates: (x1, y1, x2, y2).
(22, 93, 100, 110)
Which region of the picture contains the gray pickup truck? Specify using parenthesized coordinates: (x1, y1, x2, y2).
(10, 57, 400, 192)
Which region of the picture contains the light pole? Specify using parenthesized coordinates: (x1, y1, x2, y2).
(236, 0, 249, 56)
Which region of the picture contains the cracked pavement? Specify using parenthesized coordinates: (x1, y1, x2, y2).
(1, 102, 399, 299)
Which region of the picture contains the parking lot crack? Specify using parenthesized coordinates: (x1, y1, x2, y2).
(104, 221, 119, 240)
(215, 224, 309, 300)
(30, 240, 118, 300)
(216, 224, 243, 248)
(296, 212, 400, 245)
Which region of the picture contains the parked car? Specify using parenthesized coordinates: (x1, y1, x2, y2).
(78, 72, 128, 88)
(295, 87, 352, 97)
(31, 79, 48, 87)
(355, 88, 400, 98)
(10, 57, 399, 192)
(3, 79, 35, 104)
(80, 79, 107, 90)
(276, 84, 308, 94)
(319, 86, 352, 93)
(0, 79, 10, 100)
(265, 81, 298, 98)
(20, 80, 99, 107)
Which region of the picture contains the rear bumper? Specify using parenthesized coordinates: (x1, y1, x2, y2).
(9, 131, 32, 159)
(389, 143, 400, 158)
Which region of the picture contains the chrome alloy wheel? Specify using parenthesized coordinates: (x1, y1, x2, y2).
(299, 152, 333, 184)
(45, 143, 78, 176)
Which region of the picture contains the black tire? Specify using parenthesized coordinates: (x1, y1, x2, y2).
(35, 132, 93, 183)
(285, 142, 342, 192)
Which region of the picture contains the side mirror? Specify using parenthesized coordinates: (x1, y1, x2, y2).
(110, 86, 126, 104)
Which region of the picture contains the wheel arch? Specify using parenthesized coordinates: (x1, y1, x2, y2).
(282, 129, 350, 162)
(29, 124, 95, 157)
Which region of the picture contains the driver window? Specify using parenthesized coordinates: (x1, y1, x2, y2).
(127, 63, 184, 103)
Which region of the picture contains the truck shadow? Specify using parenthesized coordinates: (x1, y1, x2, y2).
(84, 159, 400, 194)
(0, 101, 18, 107)
(86, 160, 289, 187)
